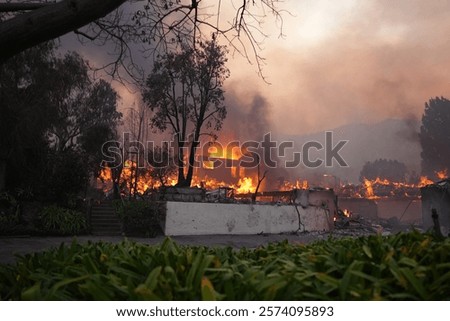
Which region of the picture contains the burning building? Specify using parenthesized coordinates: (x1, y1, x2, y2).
(336, 176, 437, 225)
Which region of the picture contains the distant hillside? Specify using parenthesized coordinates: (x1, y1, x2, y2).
(275, 119, 421, 184)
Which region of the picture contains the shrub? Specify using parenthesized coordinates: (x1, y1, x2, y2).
(115, 201, 163, 237)
(39, 205, 88, 235)
(0, 232, 449, 300)
(0, 192, 21, 235)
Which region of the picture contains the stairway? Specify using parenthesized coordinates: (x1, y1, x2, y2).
(90, 201, 122, 236)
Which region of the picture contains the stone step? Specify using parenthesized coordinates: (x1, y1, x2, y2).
(91, 224, 122, 230)
(92, 231, 122, 236)
(90, 203, 122, 236)
(91, 215, 120, 219)
(91, 210, 117, 215)
(90, 217, 120, 221)
(91, 209, 116, 213)
(91, 215, 117, 219)
(90, 221, 121, 227)
(91, 230, 122, 236)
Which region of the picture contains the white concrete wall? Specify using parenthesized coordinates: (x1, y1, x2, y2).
(163, 202, 333, 236)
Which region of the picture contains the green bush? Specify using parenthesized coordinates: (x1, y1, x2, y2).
(115, 201, 163, 237)
(0, 192, 21, 235)
(39, 205, 88, 236)
(0, 231, 449, 300)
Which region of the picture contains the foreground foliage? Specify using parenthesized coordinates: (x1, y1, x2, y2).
(0, 232, 449, 300)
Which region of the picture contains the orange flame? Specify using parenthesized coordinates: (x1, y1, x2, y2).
(234, 177, 255, 194)
(363, 178, 375, 199)
(436, 169, 448, 180)
(418, 176, 433, 187)
(279, 179, 308, 191)
(98, 161, 177, 195)
(359, 175, 435, 199)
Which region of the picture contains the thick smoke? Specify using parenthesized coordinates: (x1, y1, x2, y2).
(219, 89, 291, 188)
(57, 0, 450, 184)
(226, 0, 450, 136)
(396, 114, 420, 143)
(221, 90, 271, 141)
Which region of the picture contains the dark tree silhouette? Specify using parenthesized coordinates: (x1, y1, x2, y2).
(46, 52, 122, 152)
(143, 39, 229, 187)
(359, 159, 407, 182)
(0, 42, 56, 192)
(419, 97, 450, 177)
(0, 44, 122, 201)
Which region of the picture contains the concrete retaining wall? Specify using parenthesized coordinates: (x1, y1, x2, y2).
(338, 198, 378, 220)
(376, 198, 422, 223)
(163, 202, 333, 236)
(338, 197, 421, 223)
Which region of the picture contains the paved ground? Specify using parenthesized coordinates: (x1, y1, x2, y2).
(0, 233, 335, 265)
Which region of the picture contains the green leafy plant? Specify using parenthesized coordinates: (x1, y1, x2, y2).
(0, 232, 449, 300)
(39, 205, 88, 236)
(115, 201, 164, 237)
(0, 192, 21, 235)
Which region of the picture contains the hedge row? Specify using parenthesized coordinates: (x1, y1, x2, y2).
(0, 231, 449, 300)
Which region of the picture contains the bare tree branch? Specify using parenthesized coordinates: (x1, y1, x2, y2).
(0, 1, 287, 85)
(79, 1, 286, 84)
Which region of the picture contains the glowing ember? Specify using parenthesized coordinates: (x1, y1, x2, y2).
(279, 179, 308, 191)
(343, 209, 351, 218)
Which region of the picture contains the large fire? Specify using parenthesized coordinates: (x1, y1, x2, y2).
(98, 160, 171, 195)
(191, 175, 256, 194)
(358, 175, 435, 199)
(97, 159, 259, 196)
(97, 155, 445, 200)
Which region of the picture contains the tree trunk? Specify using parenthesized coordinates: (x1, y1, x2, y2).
(0, 158, 6, 191)
(185, 143, 198, 187)
(0, 0, 127, 63)
(185, 131, 201, 187)
(176, 141, 188, 186)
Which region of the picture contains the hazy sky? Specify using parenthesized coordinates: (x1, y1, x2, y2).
(55, 0, 450, 182)
(224, 0, 450, 135)
(61, 0, 450, 137)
